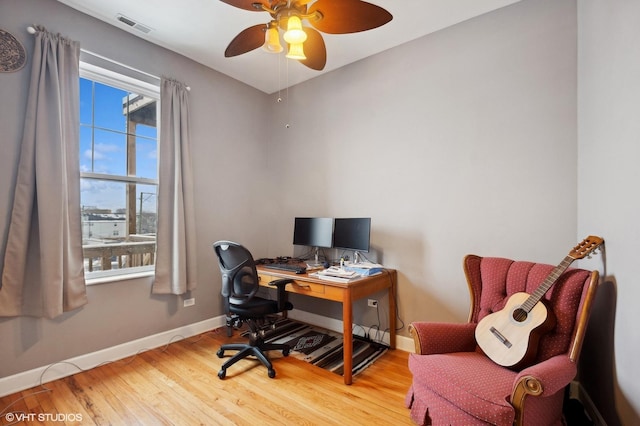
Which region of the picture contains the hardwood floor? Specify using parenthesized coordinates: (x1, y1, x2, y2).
(1, 327, 414, 425)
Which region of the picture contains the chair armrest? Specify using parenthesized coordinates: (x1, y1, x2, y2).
(409, 322, 477, 355)
(511, 355, 577, 425)
(268, 278, 293, 312)
(513, 354, 577, 397)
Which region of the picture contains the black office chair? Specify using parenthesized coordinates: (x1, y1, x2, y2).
(213, 241, 294, 379)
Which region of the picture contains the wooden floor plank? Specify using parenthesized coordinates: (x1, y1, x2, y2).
(93, 363, 170, 426)
(0, 328, 414, 425)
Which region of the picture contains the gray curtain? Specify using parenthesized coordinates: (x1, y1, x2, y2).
(152, 78, 197, 294)
(0, 27, 87, 318)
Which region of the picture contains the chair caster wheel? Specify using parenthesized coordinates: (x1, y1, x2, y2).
(268, 369, 276, 379)
(218, 369, 226, 379)
(283, 348, 290, 357)
(216, 349, 224, 358)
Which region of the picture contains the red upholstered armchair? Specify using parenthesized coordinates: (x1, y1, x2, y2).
(406, 254, 599, 426)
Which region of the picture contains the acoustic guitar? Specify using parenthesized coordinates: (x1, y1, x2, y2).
(475, 236, 603, 369)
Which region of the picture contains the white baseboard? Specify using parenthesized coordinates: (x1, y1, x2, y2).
(0, 311, 414, 398)
(395, 335, 416, 353)
(0, 316, 226, 398)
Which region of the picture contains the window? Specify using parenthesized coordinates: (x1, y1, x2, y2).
(79, 63, 160, 280)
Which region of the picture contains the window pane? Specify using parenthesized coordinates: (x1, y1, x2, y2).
(136, 136, 158, 180)
(79, 78, 93, 126)
(81, 178, 157, 274)
(81, 178, 127, 217)
(79, 125, 93, 173)
(136, 123, 157, 139)
(94, 82, 128, 132)
(93, 129, 127, 176)
(136, 184, 157, 235)
(125, 94, 157, 136)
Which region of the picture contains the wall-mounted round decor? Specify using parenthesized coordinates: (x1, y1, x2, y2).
(0, 29, 26, 72)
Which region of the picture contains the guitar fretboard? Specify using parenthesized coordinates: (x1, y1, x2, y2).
(521, 256, 574, 313)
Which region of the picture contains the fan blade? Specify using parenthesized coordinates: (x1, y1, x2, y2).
(298, 27, 326, 70)
(225, 24, 266, 57)
(219, 0, 273, 12)
(308, 0, 392, 34)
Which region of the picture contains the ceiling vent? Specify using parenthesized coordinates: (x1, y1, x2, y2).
(116, 14, 152, 34)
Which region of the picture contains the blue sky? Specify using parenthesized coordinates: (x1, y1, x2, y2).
(79, 78, 158, 213)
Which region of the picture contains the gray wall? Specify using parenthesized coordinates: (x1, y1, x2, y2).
(578, 1, 640, 424)
(263, 0, 581, 335)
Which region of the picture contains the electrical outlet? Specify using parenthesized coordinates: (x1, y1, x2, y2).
(183, 298, 195, 307)
(367, 299, 378, 308)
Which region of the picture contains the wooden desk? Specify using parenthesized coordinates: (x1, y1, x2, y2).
(257, 265, 397, 385)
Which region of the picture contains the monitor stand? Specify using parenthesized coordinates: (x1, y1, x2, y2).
(352, 251, 362, 264)
(306, 247, 324, 268)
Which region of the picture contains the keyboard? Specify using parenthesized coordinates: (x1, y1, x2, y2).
(262, 263, 307, 274)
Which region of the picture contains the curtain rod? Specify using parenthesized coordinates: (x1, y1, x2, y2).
(27, 26, 190, 91)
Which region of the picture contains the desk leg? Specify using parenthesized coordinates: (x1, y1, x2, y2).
(343, 289, 353, 385)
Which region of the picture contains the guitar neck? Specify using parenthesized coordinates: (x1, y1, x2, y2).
(521, 255, 575, 312)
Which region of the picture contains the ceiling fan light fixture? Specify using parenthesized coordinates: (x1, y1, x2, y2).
(283, 15, 307, 44)
(262, 23, 283, 53)
(221, 0, 393, 72)
(286, 42, 306, 60)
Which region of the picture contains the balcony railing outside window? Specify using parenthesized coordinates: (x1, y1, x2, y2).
(83, 236, 156, 272)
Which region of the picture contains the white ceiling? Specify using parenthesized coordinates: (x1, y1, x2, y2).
(55, 0, 522, 94)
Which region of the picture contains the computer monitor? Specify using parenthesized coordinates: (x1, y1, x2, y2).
(333, 218, 371, 263)
(293, 217, 334, 265)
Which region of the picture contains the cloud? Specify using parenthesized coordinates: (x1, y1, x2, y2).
(80, 179, 124, 211)
(82, 143, 123, 174)
(95, 143, 120, 153)
(83, 143, 121, 160)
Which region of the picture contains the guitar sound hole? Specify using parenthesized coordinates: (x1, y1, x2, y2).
(512, 308, 528, 323)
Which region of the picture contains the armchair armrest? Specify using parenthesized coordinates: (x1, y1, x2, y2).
(513, 354, 577, 398)
(268, 278, 293, 312)
(409, 322, 477, 355)
(511, 355, 577, 426)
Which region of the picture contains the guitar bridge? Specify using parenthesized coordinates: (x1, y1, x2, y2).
(490, 326, 512, 348)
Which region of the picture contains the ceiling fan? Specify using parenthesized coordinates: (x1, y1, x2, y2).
(220, 0, 393, 71)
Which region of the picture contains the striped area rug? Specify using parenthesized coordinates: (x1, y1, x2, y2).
(261, 318, 389, 376)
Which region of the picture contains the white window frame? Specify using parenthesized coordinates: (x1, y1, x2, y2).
(79, 62, 160, 284)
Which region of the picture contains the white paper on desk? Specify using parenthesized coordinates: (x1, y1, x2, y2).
(309, 272, 363, 283)
(318, 267, 358, 278)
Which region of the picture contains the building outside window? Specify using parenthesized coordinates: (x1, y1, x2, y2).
(79, 63, 159, 280)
